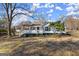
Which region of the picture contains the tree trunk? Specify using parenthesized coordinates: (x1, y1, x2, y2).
(12, 26, 16, 36)
(7, 21, 12, 37)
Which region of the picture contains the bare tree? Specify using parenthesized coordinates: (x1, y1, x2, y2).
(2, 3, 16, 37)
(2, 3, 33, 37)
(64, 16, 75, 32)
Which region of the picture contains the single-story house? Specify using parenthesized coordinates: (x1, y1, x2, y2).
(15, 19, 57, 36)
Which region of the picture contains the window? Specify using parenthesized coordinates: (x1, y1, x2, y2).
(45, 27, 48, 31)
(45, 27, 50, 31)
(31, 27, 35, 30)
(37, 27, 40, 30)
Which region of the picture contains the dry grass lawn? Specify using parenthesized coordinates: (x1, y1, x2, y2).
(0, 35, 79, 56)
(22, 36, 79, 56)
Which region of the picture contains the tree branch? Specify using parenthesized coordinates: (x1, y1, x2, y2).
(12, 3, 16, 14)
(12, 13, 33, 20)
(5, 3, 10, 21)
(2, 3, 6, 10)
(15, 7, 33, 14)
(10, 3, 13, 22)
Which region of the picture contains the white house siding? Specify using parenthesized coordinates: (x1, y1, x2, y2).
(19, 25, 56, 36)
(16, 20, 58, 36)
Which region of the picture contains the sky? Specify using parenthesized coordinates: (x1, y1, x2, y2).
(0, 3, 79, 26)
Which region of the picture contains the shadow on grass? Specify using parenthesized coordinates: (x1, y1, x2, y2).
(13, 40, 79, 56)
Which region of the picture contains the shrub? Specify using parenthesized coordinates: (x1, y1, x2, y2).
(50, 21, 65, 31)
(0, 29, 7, 33)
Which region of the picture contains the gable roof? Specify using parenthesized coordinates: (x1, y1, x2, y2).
(32, 19, 46, 25)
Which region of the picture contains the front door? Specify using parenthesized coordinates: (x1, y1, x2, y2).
(37, 27, 40, 30)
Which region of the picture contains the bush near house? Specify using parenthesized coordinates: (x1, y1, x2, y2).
(0, 29, 7, 32)
(50, 21, 64, 31)
(0, 29, 7, 36)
